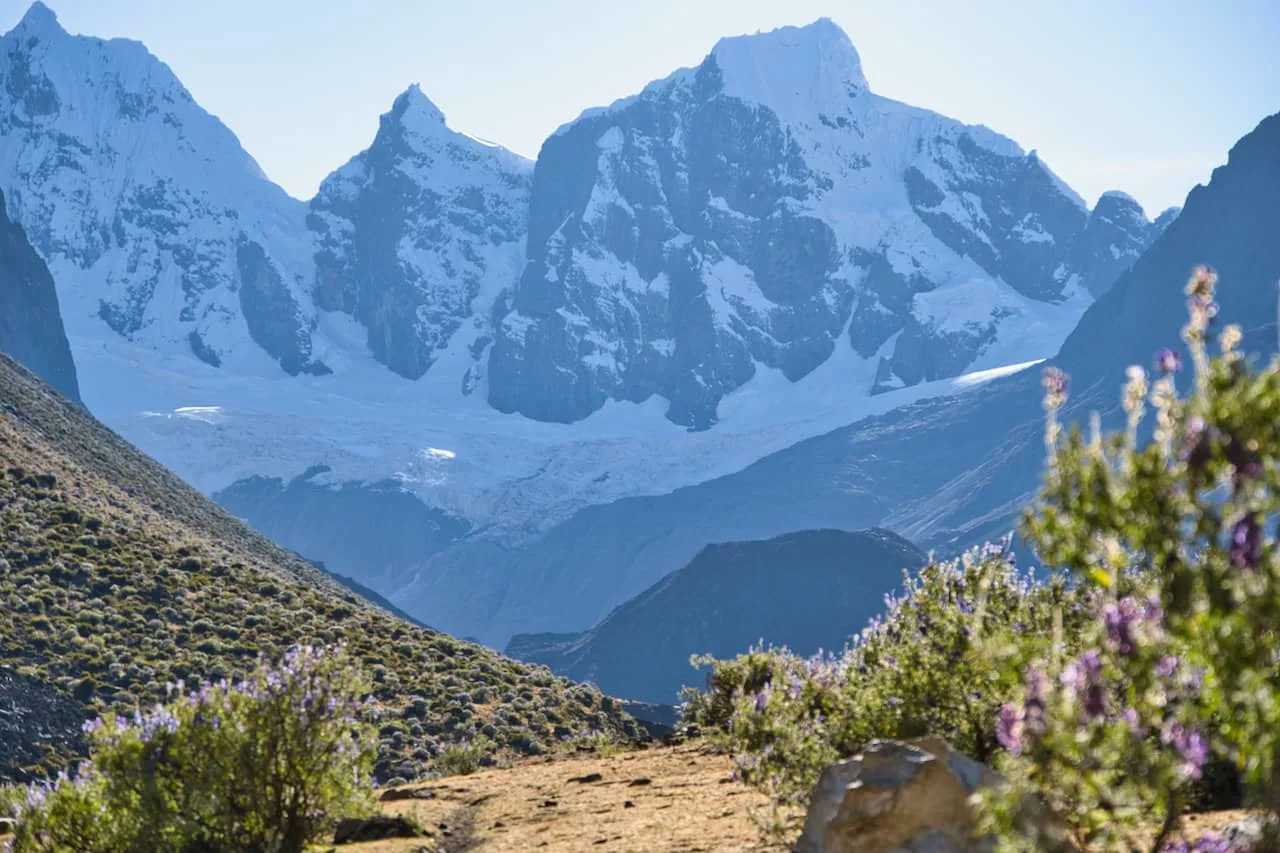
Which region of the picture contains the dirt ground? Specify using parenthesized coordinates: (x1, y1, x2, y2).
(346, 742, 788, 853)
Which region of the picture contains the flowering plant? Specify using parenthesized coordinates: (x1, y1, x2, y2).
(976, 269, 1280, 850)
(682, 545, 1085, 832)
(5, 644, 378, 853)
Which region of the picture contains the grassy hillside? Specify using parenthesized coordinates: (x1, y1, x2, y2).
(0, 353, 640, 782)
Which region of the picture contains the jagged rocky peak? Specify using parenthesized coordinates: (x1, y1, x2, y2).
(1067, 189, 1168, 297)
(0, 2, 321, 380)
(1154, 205, 1182, 230)
(390, 82, 447, 129)
(1093, 190, 1149, 228)
(309, 82, 531, 383)
(487, 18, 1158, 429)
(13, 1, 60, 34)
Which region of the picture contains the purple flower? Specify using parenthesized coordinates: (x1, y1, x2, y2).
(1182, 416, 1210, 471)
(1041, 366, 1069, 406)
(1063, 651, 1108, 720)
(996, 703, 1025, 755)
(1022, 668, 1049, 740)
(1103, 596, 1142, 655)
(1229, 512, 1263, 569)
(1161, 832, 1232, 853)
(1155, 348, 1182, 375)
(1157, 655, 1180, 679)
(1162, 720, 1209, 780)
(1121, 707, 1146, 736)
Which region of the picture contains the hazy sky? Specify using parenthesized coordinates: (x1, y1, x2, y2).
(3, 1, 1276, 214)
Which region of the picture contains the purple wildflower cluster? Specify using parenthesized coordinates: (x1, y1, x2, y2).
(1160, 832, 1234, 853)
(1101, 595, 1162, 656)
(998, 590, 1210, 781)
(79, 644, 377, 761)
(1041, 366, 1070, 407)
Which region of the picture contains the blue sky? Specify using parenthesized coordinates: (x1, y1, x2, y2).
(3, 0, 1276, 213)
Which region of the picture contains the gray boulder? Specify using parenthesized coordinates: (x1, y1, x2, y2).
(797, 736, 1048, 853)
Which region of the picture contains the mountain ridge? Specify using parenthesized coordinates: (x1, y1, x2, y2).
(0, 4, 1176, 645)
(505, 528, 928, 704)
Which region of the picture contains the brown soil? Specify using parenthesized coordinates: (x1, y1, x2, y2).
(342, 743, 1260, 853)
(347, 743, 788, 853)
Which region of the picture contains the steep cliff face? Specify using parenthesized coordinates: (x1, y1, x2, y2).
(0, 187, 79, 401)
(0, 2, 320, 377)
(487, 20, 1161, 428)
(308, 85, 531, 388)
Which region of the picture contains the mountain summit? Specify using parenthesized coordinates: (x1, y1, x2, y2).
(488, 19, 1165, 429)
(709, 18, 870, 120)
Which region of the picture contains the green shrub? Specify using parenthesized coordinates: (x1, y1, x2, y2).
(6, 644, 377, 853)
(433, 735, 494, 777)
(683, 546, 1087, 820)
(975, 268, 1280, 850)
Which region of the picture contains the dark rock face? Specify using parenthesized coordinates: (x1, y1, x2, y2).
(489, 58, 842, 430)
(487, 25, 1165, 430)
(505, 528, 926, 703)
(309, 85, 530, 382)
(0, 188, 79, 401)
(903, 144, 1085, 302)
(236, 240, 329, 376)
(0, 666, 88, 783)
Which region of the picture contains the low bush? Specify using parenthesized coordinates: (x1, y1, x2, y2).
(682, 544, 1089, 821)
(3, 644, 377, 853)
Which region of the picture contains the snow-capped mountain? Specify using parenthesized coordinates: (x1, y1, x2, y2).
(308, 84, 531, 389)
(0, 2, 321, 378)
(488, 20, 1167, 428)
(0, 4, 1174, 644)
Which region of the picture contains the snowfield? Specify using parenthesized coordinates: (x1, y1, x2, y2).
(69, 291, 1047, 541)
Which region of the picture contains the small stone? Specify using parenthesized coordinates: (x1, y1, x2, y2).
(628, 777, 652, 787)
(569, 772, 603, 783)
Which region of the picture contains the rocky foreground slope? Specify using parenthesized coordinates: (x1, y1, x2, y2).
(0, 350, 641, 783)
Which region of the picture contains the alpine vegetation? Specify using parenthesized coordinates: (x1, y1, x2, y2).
(681, 544, 1089, 837)
(686, 270, 1280, 849)
(975, 267, 1280, 850)
(1, 645, 378, 853)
